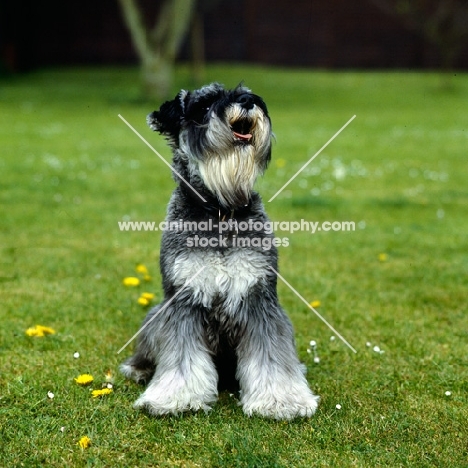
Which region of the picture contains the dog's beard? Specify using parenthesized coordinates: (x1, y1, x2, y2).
(194, 107, 271, 208)
(198, 147, 260, 208)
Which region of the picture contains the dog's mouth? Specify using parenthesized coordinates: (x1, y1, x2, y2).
(230, 118, 254, 142)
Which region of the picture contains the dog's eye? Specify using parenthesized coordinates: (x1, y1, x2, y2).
(188, 104, 211, 124)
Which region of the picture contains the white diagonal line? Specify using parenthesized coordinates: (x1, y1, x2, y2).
(117, 265, 207, 354)
(269, 266, 357, 353)
(268, 115, 356, 202)
(118, 114, 207, 203)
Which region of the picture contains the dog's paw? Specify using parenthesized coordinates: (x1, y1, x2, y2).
(241, 387, 319, 420)
(133, 368, 218, 416)
(134, 386, 216, 416)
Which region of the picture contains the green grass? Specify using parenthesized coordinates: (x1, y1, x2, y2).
(1, 65, 467, 467)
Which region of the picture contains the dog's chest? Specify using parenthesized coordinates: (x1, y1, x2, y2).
(171, 249, 269, 311)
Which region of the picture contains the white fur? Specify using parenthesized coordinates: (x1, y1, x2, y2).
(238, 358, 320, 420)
(134, 341, 218, 415)
(197, 145, 260, 208)
(171, 249, 269, 312)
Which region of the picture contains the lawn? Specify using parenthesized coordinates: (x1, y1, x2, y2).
(0, 65, 467, 467)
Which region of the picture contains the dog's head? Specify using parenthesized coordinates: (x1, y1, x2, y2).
(147, 83, 272, 209)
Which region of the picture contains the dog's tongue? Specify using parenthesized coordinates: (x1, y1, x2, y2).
(233, 131, 252, 141)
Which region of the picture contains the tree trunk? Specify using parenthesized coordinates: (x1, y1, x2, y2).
(142, 55, 173, 101)
(118, 0, 195, 101)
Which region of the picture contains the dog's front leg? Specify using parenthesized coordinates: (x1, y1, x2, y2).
(236, 298, 319, 420)
(133, 301, 218, 416)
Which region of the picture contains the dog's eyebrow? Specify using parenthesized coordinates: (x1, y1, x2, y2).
(233, 82, 251, 94)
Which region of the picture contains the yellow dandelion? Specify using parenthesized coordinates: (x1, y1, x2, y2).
(105, 370, 113, 382)
(135, 264, 149, 275)
(309, 300, 321, 308)
(25, 325, 56, 337)
(78, 436, 91, 449)
(74, 374, 94, 386)
(141, 292, 155, 300)
(122, 276, 140, 287)
(37, 325, 56, 335)
(137, 296, 150, 307)
(378, 253, 388, 262)
(143, 275, 152, 282)
(91, 388, 113, 398)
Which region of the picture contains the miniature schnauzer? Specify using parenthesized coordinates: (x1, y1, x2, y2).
(121, 83, 319, 419)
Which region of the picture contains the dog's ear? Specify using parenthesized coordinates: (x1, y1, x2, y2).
(147, 90, 189, 146)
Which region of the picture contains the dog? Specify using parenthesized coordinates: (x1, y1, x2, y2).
(120, 83, 319, 419)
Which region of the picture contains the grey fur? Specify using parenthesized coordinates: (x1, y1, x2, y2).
(121, 83, 319, 419)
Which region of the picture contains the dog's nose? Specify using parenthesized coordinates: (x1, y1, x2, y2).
(236, 93, 254, 110)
